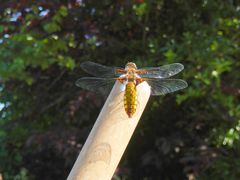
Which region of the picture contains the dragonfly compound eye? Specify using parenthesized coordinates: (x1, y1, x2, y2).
(125, 62, 137, 70)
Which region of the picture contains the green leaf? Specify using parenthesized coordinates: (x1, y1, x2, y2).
(59, 6, 68, 17)
(0, 25, 4, 33)
(133, 3, 147, 16)
(43, 22, 61, 33)
(164, 49, 177, 62)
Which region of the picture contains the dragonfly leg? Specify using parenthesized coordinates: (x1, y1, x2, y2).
(136, 78, 145, 85)
(116, 77, 127, 84)
(116, 69, 127, 74)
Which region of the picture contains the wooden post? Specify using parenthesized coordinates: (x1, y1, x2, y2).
(67, 81, 151, 180)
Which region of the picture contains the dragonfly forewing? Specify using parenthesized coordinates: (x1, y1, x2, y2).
(138, 63, 184, 78)
(80, 61, 124, 78)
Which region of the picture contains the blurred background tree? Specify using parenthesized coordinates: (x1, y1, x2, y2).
(0, 0, 240, 179)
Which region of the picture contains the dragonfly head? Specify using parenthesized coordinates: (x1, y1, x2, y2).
(125, 62, 137, 70)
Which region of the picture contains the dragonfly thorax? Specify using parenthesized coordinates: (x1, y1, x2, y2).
(124, 62, 138, 83)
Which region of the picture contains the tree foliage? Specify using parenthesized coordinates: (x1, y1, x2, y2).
(0, 0, 240, 179)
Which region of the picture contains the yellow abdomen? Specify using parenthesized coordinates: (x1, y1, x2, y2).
(124, 81, 137, 118)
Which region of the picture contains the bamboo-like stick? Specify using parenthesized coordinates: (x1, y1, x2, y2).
(67, 81, 151, 180)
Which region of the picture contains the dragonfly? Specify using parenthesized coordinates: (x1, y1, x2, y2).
(76, 61, 188, 118)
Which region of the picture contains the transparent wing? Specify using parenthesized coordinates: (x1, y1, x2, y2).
(145, 78, 188, 95)
(75, 77, 116, 94)
(80, 61, 125, 77)
(138, 63, 184, 78)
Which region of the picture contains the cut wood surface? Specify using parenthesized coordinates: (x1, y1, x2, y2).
(67, 81, 151, 180)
